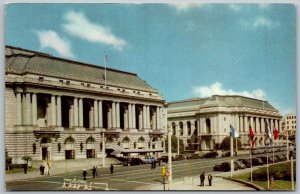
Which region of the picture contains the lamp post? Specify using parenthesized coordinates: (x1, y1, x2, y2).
(289, 145, 295, 190)
(167, 124, 172, 182)
(264, 138, 270, 190)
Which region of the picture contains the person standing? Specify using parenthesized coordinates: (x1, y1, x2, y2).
(200, 172, 205, 186)
(110, 164, 114, 174)
(208, 174, 213, 186)
(39, 165, 43, 175)
(91, 166, 96, 178)
(83, 169, 87, 180)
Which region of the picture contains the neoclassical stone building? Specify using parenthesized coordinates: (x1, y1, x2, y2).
(167, 95, 282, 151)
(5, 46, 166, 164)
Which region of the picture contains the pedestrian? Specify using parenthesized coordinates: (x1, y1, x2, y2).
(158, 159, 161, 166)
(208, 174, 213, 186)
(110, 164, 114, 174)
(154, 160, 156, 168)
(91, 166, 96, 178)
(39, 165, 43, 175)
(95, 166, 98, 177)
(23, 163, 28, 174)
(83, 169, 87, 180)
(41, 165, 45, 175)
(200, 172, 205, 186)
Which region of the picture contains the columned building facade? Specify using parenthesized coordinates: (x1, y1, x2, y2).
(5, 46, 166, 164)
(167, 95, 282, 151)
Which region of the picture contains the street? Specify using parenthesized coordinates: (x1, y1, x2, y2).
(6, 152, 274, 191)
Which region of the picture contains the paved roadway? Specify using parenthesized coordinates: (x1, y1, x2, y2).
(6, 152, 284, 191)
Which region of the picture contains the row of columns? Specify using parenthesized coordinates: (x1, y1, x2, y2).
(15, 92, 164, 130)
(171, 121, 197, 136)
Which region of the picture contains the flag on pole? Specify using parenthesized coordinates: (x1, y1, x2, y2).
(230, 124, 239, 138)
(273, 128, 279, 140)
(249, 125, 255, 148)
(265, 121, 273, 145)
(104, 52, 108, 65)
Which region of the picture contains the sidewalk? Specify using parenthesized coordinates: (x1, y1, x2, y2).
(138, 175, 255, 191)
(5, 158, 121, 182)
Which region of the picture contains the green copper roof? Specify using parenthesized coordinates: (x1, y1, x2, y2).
(5, 46, 157, 93)
(168, 95, 279, 112)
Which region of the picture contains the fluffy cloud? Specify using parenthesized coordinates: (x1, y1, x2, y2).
(63, 10, 127, 51)
(228, 4, 242, 12)
(192, 82, 266, 100)
(37, 30, 74, 59)
(253, 17, 273, 28)
(169, 3, 204, 12)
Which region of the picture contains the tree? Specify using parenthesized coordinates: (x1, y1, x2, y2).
(165, 135, 184, 154)
(220, 137, 242, 150)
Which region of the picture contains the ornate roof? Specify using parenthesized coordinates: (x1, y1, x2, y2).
(5, 45, 158, 93)
(168, 95, 279, 112)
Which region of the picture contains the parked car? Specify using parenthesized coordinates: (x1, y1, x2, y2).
(234, 160, 246, 169)
(252, 158, 264, 166)
(123, 158, 144, 166)
(221, 151, 231, 157)
(236, 159, 251, 168)
(186, 154, 201, 160)
(219, 162, 238, 171)
(213, 164, 221, 171)
(203, 151, 218, 158)
(257, 156, 272, 164)
(174, 154, 186, 161)
(142, 156, 156, 164)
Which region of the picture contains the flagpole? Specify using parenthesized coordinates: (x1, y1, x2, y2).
(104, 51, 107, 88)
(250, 147, 253, 182)
(230, 135, 233, 177)
(267, 145, 270, 190)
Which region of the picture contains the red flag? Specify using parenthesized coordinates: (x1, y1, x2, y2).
(249, 125, 255, 148)
(273, 129, 279, 140)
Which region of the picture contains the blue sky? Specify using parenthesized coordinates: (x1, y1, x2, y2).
(5, 3, 296, 115)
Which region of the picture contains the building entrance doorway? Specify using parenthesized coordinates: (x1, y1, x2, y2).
(42, 148, 47, 160)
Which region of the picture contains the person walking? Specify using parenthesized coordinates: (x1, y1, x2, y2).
(95, 166, 98, 177)
(41, 165, 45, 175)
(91, 166, 96, 178)
(200, 172, 205, 186)
(39, 165, 43, 175)
(208, 174, 213, 186)
(23, 163, 28, 174)
(83, 169, 87, 180)
(110, 164, 114, 174)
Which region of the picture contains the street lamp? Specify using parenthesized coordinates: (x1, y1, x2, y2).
(167, 124, 172, 182)
(289, 145, 295, 190)
(264, 138, 270, 190)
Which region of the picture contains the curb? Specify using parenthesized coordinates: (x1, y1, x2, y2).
(218, 176, 265, 191)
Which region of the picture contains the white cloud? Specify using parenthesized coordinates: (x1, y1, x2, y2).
(253, 17, 272, 28)
(37, 30, 74, 59)
(258, 4, 270, 9)
(228, 4, 242, 12)
(192, 82, 266, 100)
(63, 10, 127, 51)
(241, 17, 279, 29)
(169, 3, 204, 12)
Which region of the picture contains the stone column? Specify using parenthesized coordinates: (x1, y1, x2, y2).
(183, 122, 188, 136)
(78, 98, 83, 127)
(244, 116, 248, 132)
(146, 105, 150, 129)
(239, 116, 243, 133)
(235, 114, 239, 131)
(107, 105, 112, 129)
(132, 104, 136, 129)
(256, 117, 260, 134)
(56, 95, 62, 126)
(25, 93, 32, 125)
(279, 120, 282, 133)
(275, 119, 279, 130)
(116, 102, 120, 128)
(261, 118, 265, 133)
(152, 111, 156, 130)
(270, 119, 274, 130)
(124, 109, 128, 129)
(32, 93, 37, 126)
(73, 97, 78, 127)
(112, 102, 116, 128)
(128, 103, 132, 129)
(156, 107, 160, 129)
(250, 117, 254, 131)
(16, 92, 22, 125)
(98, 100, 103, 128)
(143, 105, 147, 129)
(51, 95, 56, 126)
(94, 100, 99, 128)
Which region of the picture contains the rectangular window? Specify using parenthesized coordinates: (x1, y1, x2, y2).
(38, 77, 44, 81)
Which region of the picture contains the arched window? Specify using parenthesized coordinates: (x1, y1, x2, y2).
(137, 137, 145, 149)
(122, 137, 130, 149)
(65, 137, 75, 159)
(179, 122, 183, 136)
(172, 122, 176, 135)
(86, 137, 95, 158)
(187, 121, 191, 136)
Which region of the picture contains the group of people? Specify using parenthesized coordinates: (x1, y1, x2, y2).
(82, 164, 114, 180)
(200, 172, 213, 187)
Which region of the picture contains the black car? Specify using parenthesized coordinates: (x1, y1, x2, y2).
(237, 159, 251, 168)
(257, 156, 272, 164)
(123, 158, 144, 166)
(213, 164, 221, 171)
(174, 154, 186, 161)
(203, 151, 219, 158)
(252, 158, 264, 166)
(186, 154, 201, 160)
(221, 151, 231, 157)
(219, 162, 238, 171)
(234, 160, 246, 169)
